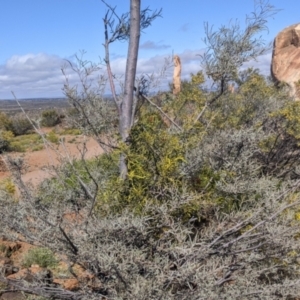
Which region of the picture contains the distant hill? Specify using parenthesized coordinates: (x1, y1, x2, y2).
(0, 98, 69, 114)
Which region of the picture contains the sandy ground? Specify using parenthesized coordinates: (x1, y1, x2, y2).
(0, 135, 104, 187)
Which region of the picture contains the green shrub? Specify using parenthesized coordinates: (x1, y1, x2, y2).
(11, 116, 33, 136)
(0, 178, 16, 194)
(9, 133, 42, 152)
(47, 131, 59, 144)
(41, 109, 60, 127)
(0, 112, 13, 131)
(60, 128, 82, 135)
(22, 247, 57, 268)
(96, 110, 186, 213)
(32, 144, 44, 151)
(0, 244, 7, 254)
(0, 130, 13, 153)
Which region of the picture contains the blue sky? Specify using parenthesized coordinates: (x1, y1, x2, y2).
(0, 0, 299, 99)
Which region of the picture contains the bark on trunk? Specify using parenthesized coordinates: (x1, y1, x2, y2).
(119, 0, 141, 179)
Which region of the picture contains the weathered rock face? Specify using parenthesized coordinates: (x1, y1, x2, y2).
(173, 55, 181, 95)
(271, 23, 300, 99)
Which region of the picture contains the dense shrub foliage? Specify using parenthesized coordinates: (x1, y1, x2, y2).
(41, 109, 61, 127)
(3, 69, 300, 299)
(11, 115, 33, 136)
(1, 2, 300, 297)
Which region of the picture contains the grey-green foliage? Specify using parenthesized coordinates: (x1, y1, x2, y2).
(2, 2, 300, 299)
(201, 1, 278, 93)
(3, 71, 300, 299)
(62, 57, 119, 154)
(2, 181, 300, 299)
(1, 73, 298, 299)
(37, 153, 118, 208)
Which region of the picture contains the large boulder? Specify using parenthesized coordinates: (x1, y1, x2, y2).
(271, 23, 300, 99)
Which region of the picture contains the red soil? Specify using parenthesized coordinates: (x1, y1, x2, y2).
(0, 134, 104, 187)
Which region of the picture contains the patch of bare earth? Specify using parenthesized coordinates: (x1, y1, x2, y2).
(0, 134, 104, 187)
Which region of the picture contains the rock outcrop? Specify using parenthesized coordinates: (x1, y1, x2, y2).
(271, 23, 300, 99)
(173, 55, 181, 95)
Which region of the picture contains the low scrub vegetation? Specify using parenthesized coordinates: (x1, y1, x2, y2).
(22, 247, 57, 269)
(2, 1, 300, 299)
(41, 109, 61, 127)
(2, 71, 300, 299)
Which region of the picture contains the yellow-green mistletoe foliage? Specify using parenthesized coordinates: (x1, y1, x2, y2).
(98, 70, 287, 214)
(97, 111, 186, 213)
(127, 112, 185, 206)
(129, 113, 184, 175)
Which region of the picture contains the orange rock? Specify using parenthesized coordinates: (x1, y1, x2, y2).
(7, 267, 33, 280)
(53, 278, 79, 291)
(173, 55, 181, 95)
(72, 263, 86, 277)
(0, 239, 35, 267)
(7, 266, 52, 283)
(271, 23, 300, 99)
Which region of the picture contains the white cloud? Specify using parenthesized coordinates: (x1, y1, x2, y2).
(0, 49, 273, 99)
(0, 53, 66, 99)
